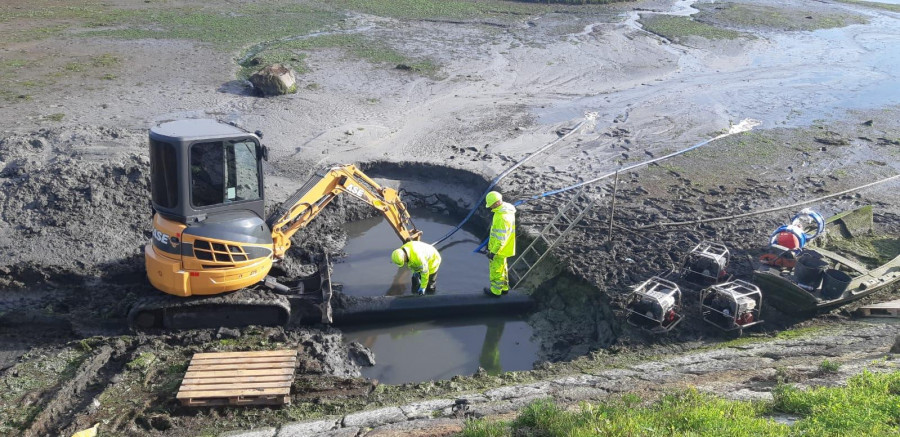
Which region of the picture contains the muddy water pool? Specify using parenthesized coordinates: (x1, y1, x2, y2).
(342, 315, 538, 384)
(335, 210, 538, 383)
(333, 209, 489, 296)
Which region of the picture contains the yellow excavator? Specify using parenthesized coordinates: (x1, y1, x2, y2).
(130, 119, 421, 329)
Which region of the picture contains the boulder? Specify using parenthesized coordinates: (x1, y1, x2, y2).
(891, 335, 900, 354)
(249, 64, 297, 96)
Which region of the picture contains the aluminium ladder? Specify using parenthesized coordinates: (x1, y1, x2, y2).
(508, 188, 596, 290)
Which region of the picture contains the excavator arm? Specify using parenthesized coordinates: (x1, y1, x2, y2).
(266, 165, 422, 259)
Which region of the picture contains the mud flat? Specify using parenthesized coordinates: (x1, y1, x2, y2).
(1, 0, 900, 435)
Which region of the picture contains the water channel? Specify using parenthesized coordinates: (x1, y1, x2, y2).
(334, 210, 539, 384)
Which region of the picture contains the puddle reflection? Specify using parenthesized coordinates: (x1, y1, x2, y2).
(343, 316, 538, 384)
(334, 209, 488, 296)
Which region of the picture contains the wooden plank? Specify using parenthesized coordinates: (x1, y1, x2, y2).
(859, 307, 900, 318)
(190, 357, 296, 365)
(178, 350, 297, 407)
(188, 362, 294, 371)
(192, 350, 297, 359)
(180, 381, 293, 392)
(184, 368, 294, 378)
(858, 299, 900, 317)
(182, 395, 289, 406)
(176, 387, 288, 399)
(859, 299, 900, 309)
(181, 375, 293, 385)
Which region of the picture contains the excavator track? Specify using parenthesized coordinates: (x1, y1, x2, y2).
(128, 288, 291, 330)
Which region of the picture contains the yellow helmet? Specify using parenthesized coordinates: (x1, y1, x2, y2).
(391, 248, 406, 266)
(485, 191, 502, 208)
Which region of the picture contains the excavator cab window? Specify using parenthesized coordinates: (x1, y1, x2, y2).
(150, 139, 179, 209)
(190, 140, 261, 208)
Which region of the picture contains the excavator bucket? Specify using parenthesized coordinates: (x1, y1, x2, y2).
(285, 255, 333, 324)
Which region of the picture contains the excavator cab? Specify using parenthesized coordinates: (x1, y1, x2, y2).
(150, 119, 267, 222)
(147, 119, 276, 297)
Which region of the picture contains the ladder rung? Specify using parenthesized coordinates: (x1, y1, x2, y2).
(511, 262, 530, 273)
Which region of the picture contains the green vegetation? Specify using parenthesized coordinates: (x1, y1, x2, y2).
(462, 370, 900, 436)
(335, 0, 550, 21)
(774, 370, 900, 435)
(819, 359, 840, 373)
(44, 113, 65, 122)
(824, 235, 900, 267)
(126, 351, 158, 371)
(695, 3, 867, 32)
(0, 348, 89, 433)
(462, 390, 786, 436)
(639, 15, 747, 44)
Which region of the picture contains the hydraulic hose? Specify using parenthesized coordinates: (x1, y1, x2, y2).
(512, 118, 761, 207)
(431, 119, 587, 247)
(471, 118, 762, 252)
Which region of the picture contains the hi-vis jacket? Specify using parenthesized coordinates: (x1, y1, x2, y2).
(401, 240, 441, 283)
(488, 202, 516, 257)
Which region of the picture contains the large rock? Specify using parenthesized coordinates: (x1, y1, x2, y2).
(249, 64, 297, 96)
(892, 335, 900, 353)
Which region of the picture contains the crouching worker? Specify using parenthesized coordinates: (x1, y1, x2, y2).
(483, 191, 516, 297)
(391, 241, 441, 295)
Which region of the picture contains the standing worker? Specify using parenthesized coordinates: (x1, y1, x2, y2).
(391, 241, 441, 295)
(483, 191, 516, 297)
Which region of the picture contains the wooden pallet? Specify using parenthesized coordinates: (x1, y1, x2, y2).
(858, 299, 900, 318)
(176, 350, 297, 406)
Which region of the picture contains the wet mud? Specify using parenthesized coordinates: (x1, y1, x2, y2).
(1, 0, 900, 435)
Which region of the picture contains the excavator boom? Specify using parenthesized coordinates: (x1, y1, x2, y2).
(267, 165, 422, 259)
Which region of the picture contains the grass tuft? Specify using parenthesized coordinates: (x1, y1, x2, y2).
(819, 359, 840, 373)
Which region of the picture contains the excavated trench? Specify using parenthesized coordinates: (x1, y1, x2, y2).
(329, 162, 622, 383)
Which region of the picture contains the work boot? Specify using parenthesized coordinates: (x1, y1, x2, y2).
(483, 287, 501, 297)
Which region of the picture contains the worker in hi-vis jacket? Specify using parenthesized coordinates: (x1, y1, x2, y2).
(391, 240, 441, 295)
(483, 191, 516, 297)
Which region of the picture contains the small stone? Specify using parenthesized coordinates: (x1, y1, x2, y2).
(216, 327, 240, 339)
